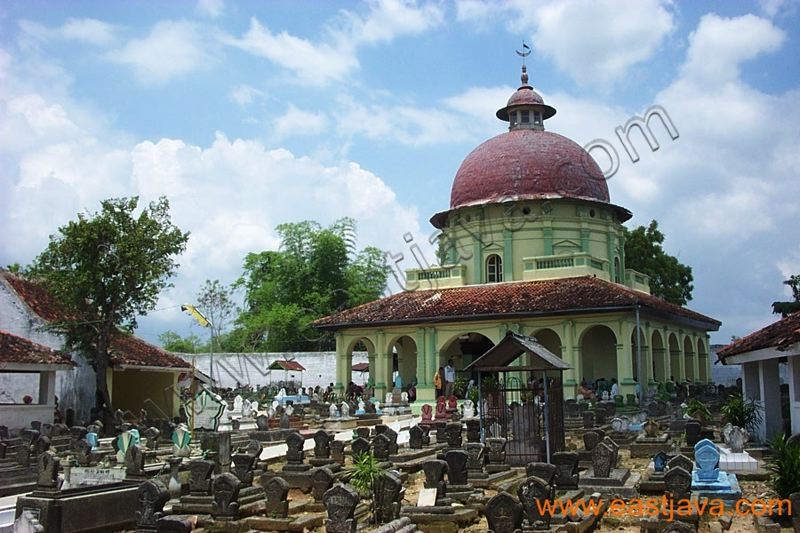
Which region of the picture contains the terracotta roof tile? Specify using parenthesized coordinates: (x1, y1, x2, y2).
(314, 275, 720, 330)
(269, 360, 306, 372)
(1, 271, 189, 369)
(0, 330, 75, 366)
(717, 312, 800, 360)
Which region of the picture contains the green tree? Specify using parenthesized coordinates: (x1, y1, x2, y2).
(30, 197, 189, 419)
(772, 275, 800, 317)
(197, 279, 238, 350)
(233, 217, 389, 351)
(624, 220, 693, 305)
(158, 330, 204, 353)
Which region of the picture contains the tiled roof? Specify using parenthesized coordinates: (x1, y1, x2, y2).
(314, 275, 720, 330)
(0, 330, 75, 367)
(269, 360, 306, 372)
(0, 271, 189, 369)
(109, 333, 190, 369)
(717, 312, 800, 360)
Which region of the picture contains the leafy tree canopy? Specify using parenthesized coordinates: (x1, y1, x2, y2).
(772, 275, 800, 317)
(624, 220, 693, 306)
(233, 217, 389, 351)
(29, 196, 189, 415)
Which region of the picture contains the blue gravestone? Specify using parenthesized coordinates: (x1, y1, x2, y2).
(694, 439, 719, 482)
(653, 451, 668, 472)
(86, 432, 99, 450)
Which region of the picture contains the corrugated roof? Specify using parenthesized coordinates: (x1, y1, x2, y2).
(0, 330, 75, 367)
(314, 275, 720, 330)
(717, 311, 800, 361)
(1, 271, 190, 370)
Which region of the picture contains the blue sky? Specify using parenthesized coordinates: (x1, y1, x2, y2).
(1, 0, 799, 348)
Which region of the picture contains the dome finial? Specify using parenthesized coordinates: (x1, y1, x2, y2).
(516, 41, 531, 86)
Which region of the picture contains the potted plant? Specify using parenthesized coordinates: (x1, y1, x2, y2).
(767, 433, 800, 526)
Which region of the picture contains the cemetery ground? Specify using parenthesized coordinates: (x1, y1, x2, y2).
(5, 384, 800, 533)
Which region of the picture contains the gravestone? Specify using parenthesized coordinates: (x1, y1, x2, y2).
(420, 425, 431, 446)
(485, 491, 523, 533)
(551, 451, 579, 489)
(212, 472, 241, 519)
(644, 418, 660, 438)
(518, 475, 554, 530)
(445, 449, 469, 486)
(37, 450, 60, 490)
(409, 426, 424, 449)
(125, 444, 145, 478)
(323, 484, 360, 533)
(311, 467, 335, 502)
(668, 454, 693, 474)
(591, 442, 615, 478)
(188, 459, 215, 495)
(284, 432, 309, 471)
(654, 451, 669, 472)
(684, 420, 702, 447)
(355, 427, 370, 440)
(136, 479, 170, 532)
(525, 462, 559, 487)
(694, 440, 720, 482)
(583, 430, 602, 451)
(256, 414, 269, 431)
(465, 418, 481, 442)
(435, 397, 448, 420)
(583, 410, 595, 429)
(143, 427, 160, 450)
(245, 439, 262, 458)
(445, 422, 463, 448)
(422, 459, 448, 504)
(486, 437, 509, 473)
(351, 437, 370, 459)
(373, 433, 391, 462)
(383, 427, 399, 455)
(331, 440, 345, 465)
(664, 466, 692, 501)
(421, 404, 433, 422)
(373, 471, 403, 524)
(264, 476, 290, 518)
(465, 442, 486, 479)
(314, 430, 332, 458)
(231, 453, 257, 484)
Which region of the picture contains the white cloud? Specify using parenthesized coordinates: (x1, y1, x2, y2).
(19, 18, 120, 47)
(272, 104, 329, 139)
(228, 84, 265, 106)
(682, 14, 785, 84)
(109, 20, 210, 85)
(456, 0, 675, 88)
(224, 1, 444, 85)
(196, 0, 225, 19)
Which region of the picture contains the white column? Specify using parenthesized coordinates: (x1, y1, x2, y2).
(789, 356, 800, 435)
(760, 359, 782, 441)
(741, 362, 763, 441)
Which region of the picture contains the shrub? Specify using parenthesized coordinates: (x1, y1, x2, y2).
(342, 451, 384, 498)
(685, 398, 711, 422)
(767, 434, 800, 499)
(721, 394, 763, 433)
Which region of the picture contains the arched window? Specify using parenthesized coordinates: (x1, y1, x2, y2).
(486, 254, 503, 283)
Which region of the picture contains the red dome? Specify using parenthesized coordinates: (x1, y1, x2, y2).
(449, 129, 610, 210)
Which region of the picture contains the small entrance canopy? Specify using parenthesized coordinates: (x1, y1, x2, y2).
(464, 331, 571, 373)
(269, 360, 306, 372)
(352, 362, 369, 372)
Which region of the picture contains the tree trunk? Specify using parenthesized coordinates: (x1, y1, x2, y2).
(95, 323, 114, 431)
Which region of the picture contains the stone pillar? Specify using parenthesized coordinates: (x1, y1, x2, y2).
(334, 334, 346, 395)
(426, 328, 437, 386)
(653, 348, 667, 383)
(38, 371, 56, 406)
(416, 328, 428, 386)
(789, 357, 800, 435)
(472, 236, 482, 284)
(375, 330, 388, 399)
(503, 229, 513, 281)
(691, 338, 700, 382)
(741, 362, 762, 440)
(616, 321, 635, 396)
(562, 320, 578, 395)
(760, 359, 782, 441)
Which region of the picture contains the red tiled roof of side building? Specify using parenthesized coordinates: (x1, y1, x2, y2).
(0, 330, 75, 366)
(1, 271, 189, 369)
(313, 275, 720, 330)
(717, 311, 800, 360)
(269, 360, 306, 372)
(108, 333, 191, 369)
(1, 271, 76, 323)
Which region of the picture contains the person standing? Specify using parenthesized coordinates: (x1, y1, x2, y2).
(434, 367, 443, 398)
(444, 359, 456, 399)
(610, 378, 619, 398)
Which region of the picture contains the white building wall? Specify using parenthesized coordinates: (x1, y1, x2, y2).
(0, 280, 96, 422)
(181, 351, 370, 390)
